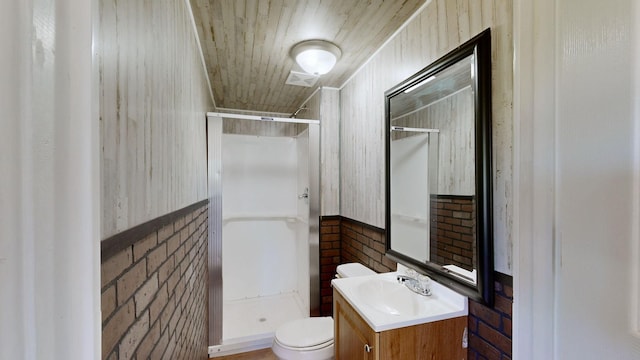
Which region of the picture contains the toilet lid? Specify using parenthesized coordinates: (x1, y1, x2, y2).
(275, 317, 334, 348)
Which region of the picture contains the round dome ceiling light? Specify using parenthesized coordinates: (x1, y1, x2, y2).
(290, 40, 342, 76)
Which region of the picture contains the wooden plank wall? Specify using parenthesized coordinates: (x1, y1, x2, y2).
(312, 87, 340, 216)
(339, 0, 513, 274)
(320, 88, 341, 216)
(99, 0, 214, 238)
(300, 88, 341, 216)
(393, 88, 475, 195)
(219, 109, 302, 137)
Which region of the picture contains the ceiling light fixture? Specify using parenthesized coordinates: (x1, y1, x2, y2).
(291, 40, 342, 76)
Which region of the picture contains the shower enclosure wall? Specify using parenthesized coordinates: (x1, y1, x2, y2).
(390, 132, 433, 261)
(206, 113, 320, 356)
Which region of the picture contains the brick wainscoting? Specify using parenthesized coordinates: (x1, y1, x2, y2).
(101, 201, 209, 360)
(319, 215, 513, 359)
(319, 216, 341, 316)
(430, 195, 476, 271)
(340, 217, 396, 273)
(468, 273, 513, 360)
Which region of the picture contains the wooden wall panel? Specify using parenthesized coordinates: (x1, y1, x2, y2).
(299, 90, 321, 121)
(298, 87, 340, 216)
(223, 119, 301, 137)
(393, 88, 475, 195)
(339, 0, 513, 273)
(319, 88, 341, 215)
(219, 108, 306, 137)
(99, 0, 214, 238)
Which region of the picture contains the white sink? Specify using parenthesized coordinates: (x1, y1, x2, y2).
(332, 271, 468, 332)
(355, 278, 425, 316)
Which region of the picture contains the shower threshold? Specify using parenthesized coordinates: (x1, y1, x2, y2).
(208, 292, 307, 357)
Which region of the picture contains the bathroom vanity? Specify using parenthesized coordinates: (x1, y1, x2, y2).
(332, 272, 468, 359)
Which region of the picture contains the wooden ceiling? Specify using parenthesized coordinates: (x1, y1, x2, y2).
(190, 0, 427, 114)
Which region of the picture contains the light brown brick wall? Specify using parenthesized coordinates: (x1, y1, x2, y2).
(319, 216, 341, 316)
(468, 275, 513, 360)
(340, 218, 396, 273)
(430, 195, 476, 271)
(318, 216, 395, 317)
(101, 203, 208, 360)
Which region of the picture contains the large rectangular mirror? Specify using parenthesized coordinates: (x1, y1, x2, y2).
(385, 29, 493, 305)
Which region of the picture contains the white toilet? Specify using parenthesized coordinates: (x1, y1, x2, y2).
(271, 263, 376, 360)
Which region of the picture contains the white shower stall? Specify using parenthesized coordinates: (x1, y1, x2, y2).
(206, 113, 320, 356)
(390, 132, 432, 261)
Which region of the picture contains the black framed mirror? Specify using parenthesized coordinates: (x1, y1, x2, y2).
(384, 29, 493, 305)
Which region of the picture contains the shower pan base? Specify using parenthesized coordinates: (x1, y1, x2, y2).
(208, 292, 307, 357)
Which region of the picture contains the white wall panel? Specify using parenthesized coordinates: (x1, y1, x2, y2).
(99, 0, 213, 238)
(390, 134, 430, 261)
(223, 135, 298, 218)
(340, 0, 513, 274)
(0, 0, 100, 358)
(223, 220, 300, 300)
(296, 130, 310, 311)
(221, 135, 300, 301)
(555, 0, 640, 358)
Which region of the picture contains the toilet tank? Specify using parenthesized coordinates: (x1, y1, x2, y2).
(335, 263, 376, 278)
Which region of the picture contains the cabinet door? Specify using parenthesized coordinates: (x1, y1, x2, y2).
(333, 289, 467, 359)
(378, 316, 468, 359)
(334, 291, 377, 360)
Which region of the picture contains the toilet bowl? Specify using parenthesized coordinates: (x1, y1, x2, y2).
(272, 263, 375, 360)
(272, 317, 334, 360)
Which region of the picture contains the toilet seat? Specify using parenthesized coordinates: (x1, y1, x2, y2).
(272, 339, 334, 360)
(275, 317, 333, 348)
(272, 317, 335, 360)
(274, 337, 333, 351)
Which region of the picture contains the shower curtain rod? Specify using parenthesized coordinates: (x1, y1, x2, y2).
(207, 112, 320, 125)
(391, 126, 439, 133)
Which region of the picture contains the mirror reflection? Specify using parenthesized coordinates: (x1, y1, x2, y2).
(389, 54, 476, 283)
(385, 29, 493, 304)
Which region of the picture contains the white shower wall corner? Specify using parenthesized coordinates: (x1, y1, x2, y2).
(207, 113, 319, 355)
(390, 133, 431, 261)
(295, 128, 310, 312)
(221, 131, 310, 314)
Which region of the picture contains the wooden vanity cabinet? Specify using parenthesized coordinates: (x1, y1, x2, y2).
(333, 290, 468, 360)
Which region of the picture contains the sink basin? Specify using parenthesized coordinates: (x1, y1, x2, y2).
(332, 272, 468, 332)
(356, 279, 425, 316)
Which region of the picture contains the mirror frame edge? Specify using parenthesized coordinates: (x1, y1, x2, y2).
(384, 28, 494, 306)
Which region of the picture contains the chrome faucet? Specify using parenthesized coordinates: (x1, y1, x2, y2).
(397, 274, 432, 296)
